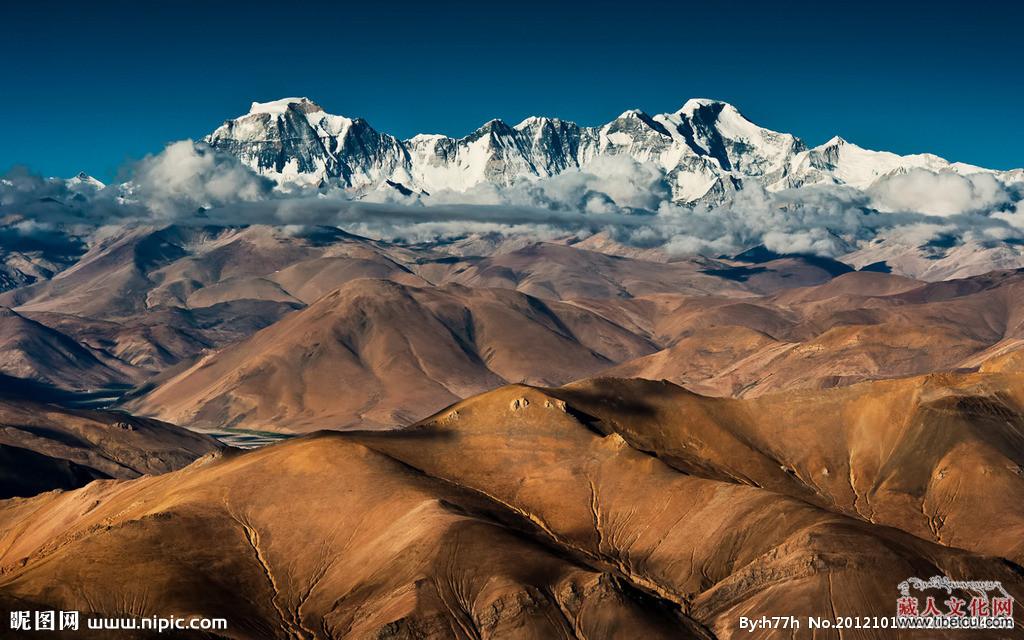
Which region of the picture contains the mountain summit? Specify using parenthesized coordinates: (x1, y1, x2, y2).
(206, 97, 1012, 203)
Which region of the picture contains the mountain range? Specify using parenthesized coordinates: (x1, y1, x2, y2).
(206, 97, 1022, 203)
(6, 217, 1024, 435)
(2, 96, 1024, 638)
(3, 372, 1023, 638)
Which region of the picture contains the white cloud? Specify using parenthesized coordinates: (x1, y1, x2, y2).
(127, 140, 274, 217)
(426, 155, 670, 213)
(3, 150, 1023, 263)
(868, 169, 1010, 216)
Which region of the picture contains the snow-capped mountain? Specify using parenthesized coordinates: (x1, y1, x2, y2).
(207, 97, 1017, 203)
(65, 172, 106, 190)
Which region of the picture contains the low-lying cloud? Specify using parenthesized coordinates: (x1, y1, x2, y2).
(128, 140, 276, 216)
(2, 140, 1023, 260)
(868, 169, 1011, 216)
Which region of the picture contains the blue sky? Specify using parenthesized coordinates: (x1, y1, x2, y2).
(3, 0, 1021, 181)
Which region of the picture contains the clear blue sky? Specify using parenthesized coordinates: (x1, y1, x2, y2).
(3, 0, 1021, 181)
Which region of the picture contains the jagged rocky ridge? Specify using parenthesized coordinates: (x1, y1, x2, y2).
(206, 97, 1017, 203)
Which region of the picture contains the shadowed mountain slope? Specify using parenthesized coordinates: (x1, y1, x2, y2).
(0, 307, 136, 391)
(0, 395, 221, 498)
(546, 374, 1024, 563)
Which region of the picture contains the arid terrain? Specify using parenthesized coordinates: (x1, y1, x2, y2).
(1, 375, 1023, 638)
(1, 223, 1024, 638)
(6, 0, 1024, 630)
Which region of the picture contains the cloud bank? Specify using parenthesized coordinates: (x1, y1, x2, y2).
(868, 169, 1011, 217)
(2, 140, 1023, 260)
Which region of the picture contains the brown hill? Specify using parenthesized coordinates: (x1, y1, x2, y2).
(546, 374, 1024, 563)
(0, 307, 136, 391)
(1, 376, 1020, 638)
(24, 299, 302, 377)
(0, 225, 441, 392)
(435, 242, 861, 301)
(347, 381, 1024, 637)
(435, 242, 763, 300)
(0, 436, 708, 639)
(0, 225, 209, 318)
(132, 268, 1024, 433)
(0, 395, 221, 498)
(131, 279, 657, 431)
(606, 269, 1024, 396)
(12, 223, 1024, 435)
(0, 224, 430, 318)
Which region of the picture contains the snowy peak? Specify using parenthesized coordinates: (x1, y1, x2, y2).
(472, 119, 516, 137)
(616, 108, 651, 120)
(207, 97, 407, 189)
(66, 172, 105, 190)
(206, 97, 1019, 203)
(675, 98, 735, 118)
(820, 135, 848, 147)
(248, 97, 324, 115)
(514, 115, 572, 131)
